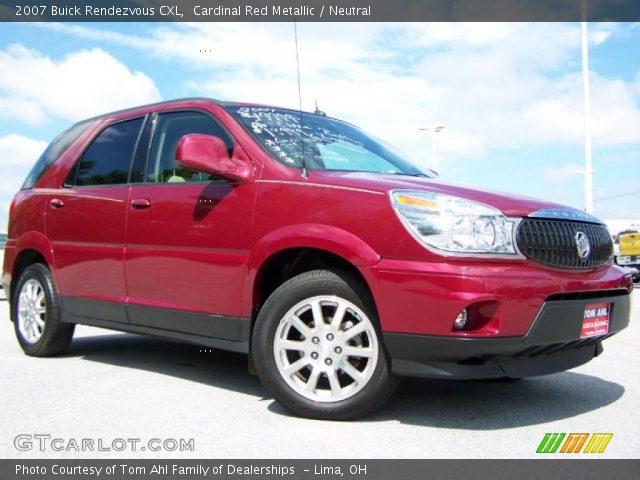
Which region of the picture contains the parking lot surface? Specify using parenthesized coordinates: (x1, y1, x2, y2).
(0, 288, 638, 459)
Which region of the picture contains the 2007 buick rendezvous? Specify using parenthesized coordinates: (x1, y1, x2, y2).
(3, 99, 632, 419)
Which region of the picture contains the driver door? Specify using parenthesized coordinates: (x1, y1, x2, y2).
(124, 110, 256, 338)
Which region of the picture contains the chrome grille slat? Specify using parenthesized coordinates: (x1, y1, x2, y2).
(516, 219, 612, 269)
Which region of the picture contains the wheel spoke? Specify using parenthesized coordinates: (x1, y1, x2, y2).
(34, 316, 45, 328)
(35, 307, 46, 315)
(341, 362, 365, 383)
(29, 322, 39, 339)
(305, 367, 321, 393)
(289, 314, 311, 337)
(35, 291, 44, 305)
(342, 321, 368, 340)
(330, 303, 347, 328)
(327, 369, 342, 395)
(343, 346, 374, 358)
(276, 338, 308, 353)
(310, 300, 325, 329)
(284, 357, 309, 376)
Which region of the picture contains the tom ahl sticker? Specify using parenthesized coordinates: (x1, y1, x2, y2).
(580, 303, 610, 338)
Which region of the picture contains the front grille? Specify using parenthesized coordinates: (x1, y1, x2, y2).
(516, 219, 612, 269)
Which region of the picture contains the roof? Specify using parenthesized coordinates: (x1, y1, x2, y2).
(70, 97, 341, 129)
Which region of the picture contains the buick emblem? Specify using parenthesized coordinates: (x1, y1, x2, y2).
(575, 231, 591, 260)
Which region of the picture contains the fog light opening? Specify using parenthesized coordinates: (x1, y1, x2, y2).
(453, 309, 469, 330)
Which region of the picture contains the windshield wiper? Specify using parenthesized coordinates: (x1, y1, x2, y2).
(388, 172, 431, 178)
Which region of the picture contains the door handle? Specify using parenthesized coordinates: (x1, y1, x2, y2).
(130, 198, 151, 210)
(49, 198, 64, 209)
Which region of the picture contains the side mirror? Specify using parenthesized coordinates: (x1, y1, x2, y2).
(175, 134, 254, 184)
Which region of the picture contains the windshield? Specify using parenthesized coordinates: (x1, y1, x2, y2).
(226, 106, 427, 176)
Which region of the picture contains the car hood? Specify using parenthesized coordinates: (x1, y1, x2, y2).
(309, 171, 584, 218)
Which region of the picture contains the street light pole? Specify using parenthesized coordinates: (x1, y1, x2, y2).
(581, 7, 594, 213)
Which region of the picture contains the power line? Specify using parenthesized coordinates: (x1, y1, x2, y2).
(594, 189, 640, 202)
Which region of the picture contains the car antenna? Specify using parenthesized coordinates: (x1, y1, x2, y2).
(314, 100, 326, 116)
(293, 20, 308, 178)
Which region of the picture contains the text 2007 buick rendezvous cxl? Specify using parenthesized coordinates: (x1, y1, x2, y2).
(2, 99, 632, 419)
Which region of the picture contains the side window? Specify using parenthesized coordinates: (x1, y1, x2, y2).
(147, 111, 233, 183)
(130, 116, 153, 183)
(22, 119, 92, 190)
(74, 117, 144, 187)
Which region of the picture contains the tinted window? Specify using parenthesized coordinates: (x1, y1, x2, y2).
(147, 111, 233, 183)
(21, 119, 92, 189)
(75, 118, 143, 187)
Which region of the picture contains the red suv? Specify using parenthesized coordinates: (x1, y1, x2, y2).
(3, 99, 632, 419)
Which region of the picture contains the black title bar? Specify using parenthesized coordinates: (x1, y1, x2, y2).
(2, 459, 640, 480)
(2, 0, 640, 22)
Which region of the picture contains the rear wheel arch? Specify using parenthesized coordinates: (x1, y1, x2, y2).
(12, 262, 74, 356)
(11, 248, 49, 307)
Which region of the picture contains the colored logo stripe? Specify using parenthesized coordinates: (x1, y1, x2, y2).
(583, 433, 613, 454)
(537, 433, 613, 454)
(537, 433, 565, 453)
(560, 433, 589, 453)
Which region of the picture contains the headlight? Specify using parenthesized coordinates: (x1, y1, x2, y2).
(390, 190, 519, 256)
(617, 256, 632, 265)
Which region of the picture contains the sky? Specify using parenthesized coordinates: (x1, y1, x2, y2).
(0, 21, 639, 231)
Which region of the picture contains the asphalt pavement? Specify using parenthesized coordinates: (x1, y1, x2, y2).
(0, 287, 638, 459)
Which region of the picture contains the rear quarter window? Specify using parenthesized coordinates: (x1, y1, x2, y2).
(21, 119, 93, 190)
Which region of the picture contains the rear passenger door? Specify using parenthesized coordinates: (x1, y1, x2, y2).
(46, 116, 147, 324)
(124, 110, 255, 338)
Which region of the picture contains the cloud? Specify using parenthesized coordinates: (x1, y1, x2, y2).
(40, 22, 640, 172)
(0, 134, 46, 167)
(521, 73, 640, 146)
(0, 134, 47, 230)
(0, 44, 161, 125)
(543, 162, 584, 181)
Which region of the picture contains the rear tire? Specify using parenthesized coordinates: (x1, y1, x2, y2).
(12, 263, 75, 357)
(252, 269, 399, 420)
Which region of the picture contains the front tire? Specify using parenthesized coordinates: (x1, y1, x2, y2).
(12, 263, 75, 357)
(252, 270, 398, 420)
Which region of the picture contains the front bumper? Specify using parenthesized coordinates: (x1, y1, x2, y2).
(384, 291, 631, 379)
(620, 266, 639, 282)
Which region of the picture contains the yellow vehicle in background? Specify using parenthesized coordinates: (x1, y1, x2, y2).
(615, 227, 640, 283)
